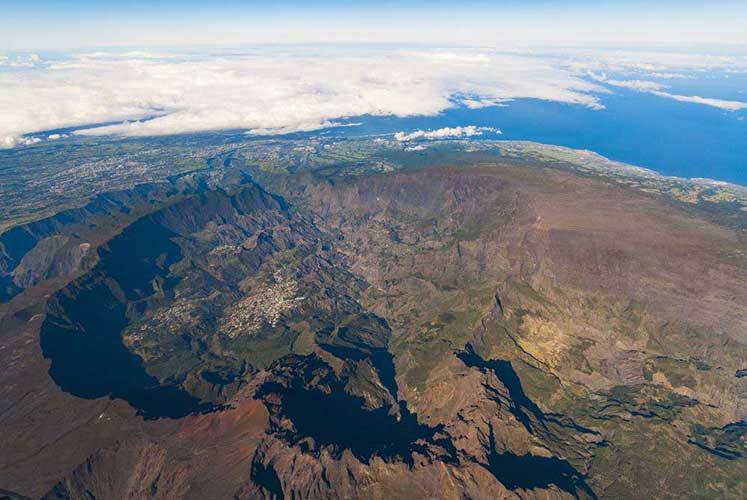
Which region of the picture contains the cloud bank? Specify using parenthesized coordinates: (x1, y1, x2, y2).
(0, 48, 603, 148)
(2, 47, 746, 148)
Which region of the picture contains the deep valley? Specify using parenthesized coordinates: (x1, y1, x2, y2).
(1, 137, 746, 499)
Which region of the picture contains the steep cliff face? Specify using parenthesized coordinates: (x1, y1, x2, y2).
(290, 164, 747, 413)
(0, 183, 168, 302)
(247, 349, 598, 500)
(0, 168, 254, 303)
(40, 184, 303, 416)
(4, 156, 747, 499)
(264, 162, 747, 497)
(44, 397, 270, 499)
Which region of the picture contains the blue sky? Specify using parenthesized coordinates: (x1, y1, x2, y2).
(2, 1, 747, 49)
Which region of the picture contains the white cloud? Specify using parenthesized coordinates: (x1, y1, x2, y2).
(589, 68, 747, 111)
(462, 97, 511, 109)
(3, 136, 41, 147)
(648, 72, 689, 79)
(562, 49, 747, 74)
(651, 91, 747, 111)
(394, 126, 500, 141)
(602, 79, 667, 91)
(0, 53, 41, 68)
(0, 48, 603, 148)
(2, 47, 746, 148)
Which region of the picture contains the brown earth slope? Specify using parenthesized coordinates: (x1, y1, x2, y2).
(1, 156, 746, 499)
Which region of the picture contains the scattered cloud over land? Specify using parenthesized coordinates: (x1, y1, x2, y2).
(394, 126, 500, 141)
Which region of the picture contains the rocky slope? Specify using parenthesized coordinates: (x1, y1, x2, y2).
(1, 141, 746, 499)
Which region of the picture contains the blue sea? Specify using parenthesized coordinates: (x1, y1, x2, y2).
(335, 71, 747, 185)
